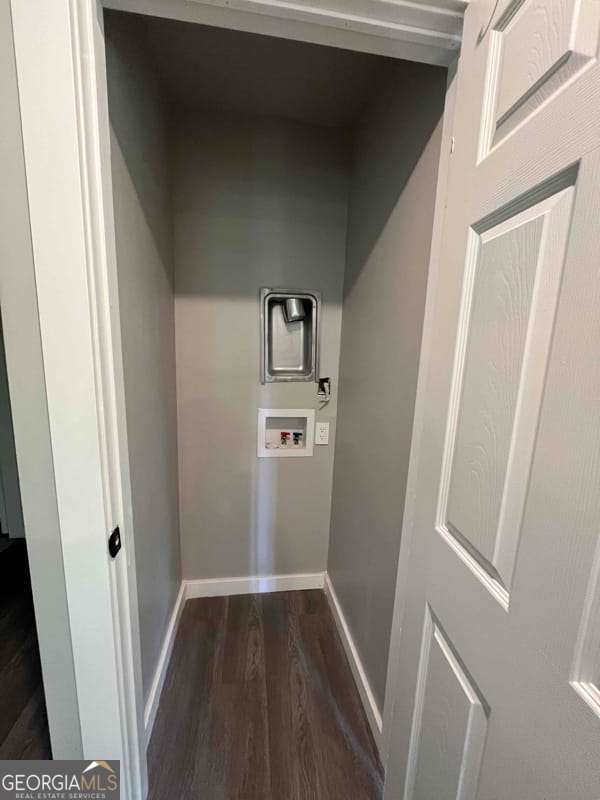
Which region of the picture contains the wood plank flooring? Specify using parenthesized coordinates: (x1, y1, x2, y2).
(0, 538, 51, 759)
(148, 590, 383, 800)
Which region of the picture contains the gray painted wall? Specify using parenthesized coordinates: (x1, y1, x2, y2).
(174, 111, 347, 580)
(0, 0, 82, 757)
(328, 61, 446, 711)
(0, 315, 24, 539)
(105, 12, 181, 702)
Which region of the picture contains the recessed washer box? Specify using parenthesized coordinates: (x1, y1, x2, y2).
(257, 408, 315, 458)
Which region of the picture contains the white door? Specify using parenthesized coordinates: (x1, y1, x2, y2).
(384, 0, 600, 798)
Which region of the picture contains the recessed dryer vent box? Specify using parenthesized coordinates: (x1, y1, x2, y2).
(260, 288, 320, 383)
(257, 408, 315, 458)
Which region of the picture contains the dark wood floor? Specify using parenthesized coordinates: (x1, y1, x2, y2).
(148, 590, 383, 800)
(0, 538, 51, 759)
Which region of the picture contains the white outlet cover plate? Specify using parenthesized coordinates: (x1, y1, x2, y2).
(315, 421, 330, 445)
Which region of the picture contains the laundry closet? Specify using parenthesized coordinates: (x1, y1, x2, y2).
(104, 5, 446, 782)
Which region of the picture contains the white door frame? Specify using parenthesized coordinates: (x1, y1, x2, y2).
(10, 1, 466, 796)
(10, 2, 146, 797)
(1, 0, 84, 755)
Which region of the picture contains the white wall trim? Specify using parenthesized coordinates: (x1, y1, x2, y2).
(144, 581, 187, 747)
(324, 573, 383, 754)
(186, 571, 325, 599)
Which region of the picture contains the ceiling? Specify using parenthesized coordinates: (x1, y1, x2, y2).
(123, 12, 409, 128)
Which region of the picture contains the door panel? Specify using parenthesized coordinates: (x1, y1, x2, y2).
(447, 213, 543, 571)
(484, 0, 600, 151)
(405, 608, 488, 800)
(384, 0, 600, 797)
(444, 180, 574, 601)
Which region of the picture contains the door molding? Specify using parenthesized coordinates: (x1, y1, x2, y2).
(10, 1, 146, 796)
(69, 3, 147, 795)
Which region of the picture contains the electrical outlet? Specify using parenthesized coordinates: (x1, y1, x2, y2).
(315, 421, 329, 445)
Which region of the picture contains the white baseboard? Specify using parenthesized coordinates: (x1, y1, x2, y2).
(143, 580, 186, 748)
(324, 573, 383, 754)
(185, 571, 325, 599)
